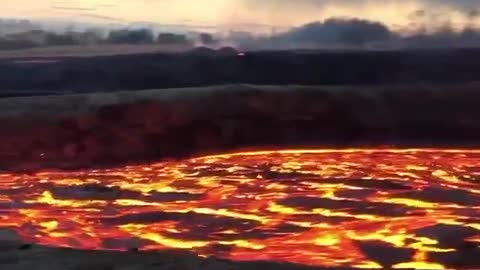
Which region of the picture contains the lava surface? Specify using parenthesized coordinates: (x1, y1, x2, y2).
(1, 149, 479, 269)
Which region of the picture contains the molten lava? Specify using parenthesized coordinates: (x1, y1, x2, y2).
(0, 149, 479, 269)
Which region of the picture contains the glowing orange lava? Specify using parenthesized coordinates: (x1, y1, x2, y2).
(0, 149, 479, 269)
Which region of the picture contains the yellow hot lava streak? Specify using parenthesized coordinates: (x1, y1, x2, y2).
(0, 148, 479, 269)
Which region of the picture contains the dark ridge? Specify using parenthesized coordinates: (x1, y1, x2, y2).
(0, 48, 480, 95)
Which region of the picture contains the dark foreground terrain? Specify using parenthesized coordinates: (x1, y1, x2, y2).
(1, 48, 480, 96)
(1, 84, 480, 171)
(0, 229, 326, 270)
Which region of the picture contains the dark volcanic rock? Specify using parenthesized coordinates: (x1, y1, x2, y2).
(276, 196, 412, 217)
(414, 224, 480, 248)
(430, 243, 480, 268)
(217, 46, 239, 56)
(356, 241, 414, 268)
(4, 49, 480, 94)
(400, 187, 480, 206)
(0, 229, 25, 254)
(187, 46, 216, 56)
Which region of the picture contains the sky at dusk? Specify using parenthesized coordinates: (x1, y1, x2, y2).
(2, 0, 480, 31)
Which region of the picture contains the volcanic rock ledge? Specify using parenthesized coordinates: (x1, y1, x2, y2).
(0, 229, 342, 270)
(1, 84, 480, 171)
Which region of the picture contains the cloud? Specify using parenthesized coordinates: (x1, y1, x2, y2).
(431, 0, 480, 11)
(233, 16, 480, 50)
(51, 6, 96, 12)
(74, 13, 127, 22)
(238, 0, 480, 29)
(274, 18, 392, 46)
(243, 0, 480, 10)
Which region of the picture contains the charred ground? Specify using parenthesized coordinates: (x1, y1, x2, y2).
(0, 48, 480, 170)
(1, 83, 480, 171)
(1, 48, 480, 96)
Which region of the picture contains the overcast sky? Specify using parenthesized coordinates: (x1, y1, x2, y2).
(2, 0, 480, 30)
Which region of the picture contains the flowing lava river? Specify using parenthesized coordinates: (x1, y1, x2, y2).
(1, 149, 480, 269)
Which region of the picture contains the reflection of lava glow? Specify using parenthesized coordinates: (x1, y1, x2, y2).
(1, 149, 480, 269)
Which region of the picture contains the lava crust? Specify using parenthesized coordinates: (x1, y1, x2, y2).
(0, 149, 479, 269)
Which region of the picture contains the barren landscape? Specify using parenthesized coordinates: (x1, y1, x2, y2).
(0, 44, 194, 59)
(0, 48, 479, 269)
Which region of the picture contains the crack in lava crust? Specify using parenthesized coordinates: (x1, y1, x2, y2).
(1, 149, 480, 269)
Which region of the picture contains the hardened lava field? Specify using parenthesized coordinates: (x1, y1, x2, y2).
(0, 149, 479, 269)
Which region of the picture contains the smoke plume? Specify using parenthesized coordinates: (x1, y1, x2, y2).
(233, 16, 480, 50)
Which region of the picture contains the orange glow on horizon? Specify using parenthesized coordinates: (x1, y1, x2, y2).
(2, 1, 480, 32)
